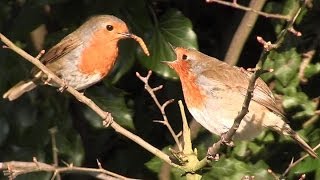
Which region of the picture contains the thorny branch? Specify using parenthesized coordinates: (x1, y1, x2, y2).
(136, 71, 183, 151)
(206, 0, 291, 20)
(207, 0, 307, 158)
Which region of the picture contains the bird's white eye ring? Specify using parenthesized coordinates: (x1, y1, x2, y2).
(182, 54, 187, 60)
(106, 25, 114, 31)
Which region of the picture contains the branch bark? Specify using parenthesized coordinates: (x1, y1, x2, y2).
(0, 160, 133, 180)
(206, 0, 290, 20)
(0, 33, 179, 170)
(224, 0, 267, 65)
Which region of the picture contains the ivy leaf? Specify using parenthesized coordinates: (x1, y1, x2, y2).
(274, 49, 301, 87)
(304, 63, 320, 79)
(138, 9, 198, 79)
(290, 157, 320, 174)
(203, 158, 272, 180)
(145, 147, 170, 173)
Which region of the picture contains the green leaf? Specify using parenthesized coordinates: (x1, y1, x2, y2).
(273, 49, 301, 87)
(138, 9, 198, 79)
(145, 155, 163, 173)
(304, 63, 320, 78)
(145, 147, 171, 173)
(203, 158, 272, 180)
(233, 141, 248, 157)
(291, 157, 320, 174)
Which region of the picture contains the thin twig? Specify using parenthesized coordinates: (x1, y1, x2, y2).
(0, 33, 179, 169)
(282, 143, 320, 177)
(136, 71, 183, 151)
(224, 0, 267, 65)
(206, 0, 290, 20)
(298, 49, 316, 83)
(0, 160, 134, 180)
(48, 127, 61, 180)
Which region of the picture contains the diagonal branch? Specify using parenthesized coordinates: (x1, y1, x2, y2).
(207, 68, 269, 157)
(0, 33, 179, 169)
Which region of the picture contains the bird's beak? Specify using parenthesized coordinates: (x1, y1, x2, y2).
(161, 61, 175, 68)
(118, 32, 132, 38)
(119, 32, 150, 56)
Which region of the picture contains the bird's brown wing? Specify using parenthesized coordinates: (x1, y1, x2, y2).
(201, 62, 285, 118)
(31, 33, 82, 75)
(234, 67, 285, 118)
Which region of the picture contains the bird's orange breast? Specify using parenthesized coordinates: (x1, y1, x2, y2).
(78, 29, 118, 77)
(175, 61, 205, 108)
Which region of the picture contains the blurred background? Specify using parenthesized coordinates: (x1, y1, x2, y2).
(0, 0, 320, 179)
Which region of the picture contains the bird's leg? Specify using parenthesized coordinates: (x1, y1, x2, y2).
(58, 80, 68, 93)
(102, 112, 114, 127)
(43, 75, 52, 85)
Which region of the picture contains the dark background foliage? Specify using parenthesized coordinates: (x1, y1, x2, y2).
(0, 0, 320, 179)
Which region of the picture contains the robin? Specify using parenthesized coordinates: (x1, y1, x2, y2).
(3, 15, 149, 101)
(164, 47, 318, 158)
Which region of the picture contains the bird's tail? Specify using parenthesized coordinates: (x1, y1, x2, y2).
(3, 80, 37, 101)
(286, 127, 318, 158)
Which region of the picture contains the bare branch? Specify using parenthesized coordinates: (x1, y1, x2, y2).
(256, 36, 277, 51)
(206, 0, 290, 20)
(136, 71, 183, 151)
(282, 143, 320, 177)
(224, 0, 267, 65)
(298, 49, 316, 84)
(0, 161, 134, 180)
(207, 68, 266, 158)
(0, 33, 178, 169)
(48, 127, 61, 180)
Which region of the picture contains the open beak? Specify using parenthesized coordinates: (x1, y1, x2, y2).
(161, 61, 175, 68)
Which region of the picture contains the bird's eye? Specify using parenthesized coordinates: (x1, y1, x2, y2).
(106, 25, 114, 31)
(182, 54, 188, 60)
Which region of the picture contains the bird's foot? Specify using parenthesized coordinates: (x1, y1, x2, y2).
(43, 75, 52, 85)
(58, 80, 68, 92)
(102, 112, 114, 127)
(221, 133, 234, 147)
(206, 147, 220, 161)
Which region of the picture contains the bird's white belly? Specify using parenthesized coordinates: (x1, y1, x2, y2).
(188, 106, 263, 141)
(60, 70, 102, 90)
